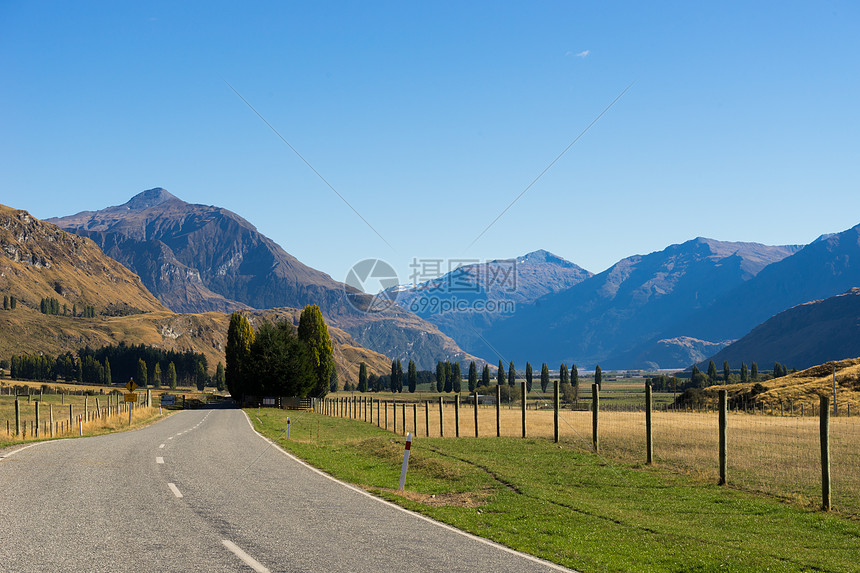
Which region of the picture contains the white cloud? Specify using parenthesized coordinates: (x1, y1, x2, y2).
(574, 50, 590, 58)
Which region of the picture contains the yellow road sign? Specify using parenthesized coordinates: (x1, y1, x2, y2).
(124, 393, 138, 403)
(126, 380, 138, 392)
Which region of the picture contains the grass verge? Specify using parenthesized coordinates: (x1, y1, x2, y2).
(249, 408, 860, 573)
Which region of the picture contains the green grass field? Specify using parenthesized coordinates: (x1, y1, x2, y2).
(249, 407, 860, 572)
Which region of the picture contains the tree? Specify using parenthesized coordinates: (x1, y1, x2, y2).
(167, 362, 178, 389)
(481, 364, 490, 388)
(571, 363, 579, 403)
(467, 361, 477, 392)
(297, 304, 333, 398)
(540, 362, 550, 393)
(247, 320, 313, 397)
(358, 362, 368, 392)
(750, 362, 758, 381)
(507, 361, 516, 387)
(329, 367, 338, 393)
(396, 360, 404, 392)
(10, 296, 16, 310)
(226, 313, 254, 399)
(104, 358, 112, 385)
(408, 360, 417, 393)
(525, 362, 533, 393)
(594, 364, 602, 389)
(153, 362, 162, 388)
(196, 362, 207, 391)
(497, 360, 505, 386)
(444, 362, 453, 393)
(559, 363, 569, 386)
(707, 360, 718, 382)
(435, 361, 445, 392)
(2, 295, 7, 310)
(135, 358, 148, 389)
(215, 362, 226, 392)
(723, 361, 731, 384)
(774, 362, 784, 378)
(451, 362, 462, 393)
(691, 365, 708, 387)
(740, 362, 749, 384)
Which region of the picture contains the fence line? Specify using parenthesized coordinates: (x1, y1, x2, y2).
(317, 388, 859, 517)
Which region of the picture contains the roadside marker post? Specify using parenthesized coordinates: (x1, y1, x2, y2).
(286, 417, 291, 439)
(398, 433, 413, 491)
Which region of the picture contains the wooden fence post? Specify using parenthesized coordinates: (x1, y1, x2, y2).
(50, 404, 55, 438)
(474, 391, 479, 437)
(820, 395, 831, 511)
(496, 385, 501, 437)
(553, 379, 560, 443)
(69, 404, 73, 428)
(385, 401, 389, 430)
(425, 401, 429, 437)
(413, 403, 417, 437)
(455, 394, 460, 438)
(15, 398, 21, 436)
(439, 396, 444, 437)
(521, 381, 527, 438)
(35, 401, 40, 438)
(393, 400, 397, 434)
(646, 383, 653, 465)
(718, 389, 727, 485)
(402, 402, 407, 436)
(592, 383, 599, 453)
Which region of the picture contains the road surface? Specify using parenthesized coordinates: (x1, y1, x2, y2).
(0, 406, 572, 572)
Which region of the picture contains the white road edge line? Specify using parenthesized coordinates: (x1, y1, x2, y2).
(222, 539, 271, 573)
(240, 411, 573, 572)
(0, 441, 47, 460)
(168, 482, 183, 498)
(156, 457, 164, 464)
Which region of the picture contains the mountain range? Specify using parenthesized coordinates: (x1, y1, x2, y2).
(49, 189, 478, 369)
(0, 203, 391, 382)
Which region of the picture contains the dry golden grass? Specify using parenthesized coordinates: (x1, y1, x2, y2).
(329, 396, 860, 516)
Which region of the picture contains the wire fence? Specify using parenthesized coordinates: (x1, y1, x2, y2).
(319, 389, 859, 517)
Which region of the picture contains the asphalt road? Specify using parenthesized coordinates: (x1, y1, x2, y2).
(0, 406, 572, 572)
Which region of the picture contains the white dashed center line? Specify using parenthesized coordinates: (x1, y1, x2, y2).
(159, 444, 165, 449)
(222, 540, 271, 573)
(167, 483, 183, 498)
(156, 457, 164, 464)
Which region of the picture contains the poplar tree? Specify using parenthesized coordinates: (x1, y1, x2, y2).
(167, 362, 178, 389)
(452, 362, 462, 393)
(507, 361, 516, 387)
(468, 361, 477, 392)
(408, 359, 417, 393)
(559, 363, 569, 386)
(135, 359, 148, 389)
(298, 304, 334, 398)
(359, 362, 368, 392)
(444, 362, 453, 393)
(750, 362, 758, 381)
(723, 361, 731, 384)
(215, 362, 225, 391)
(435, 361, 445, 392)
(707, 360, 718, 382)
(481, 364, 490, 388)
(525, 362, 533, 393)
(497, 360, 505, 386)
(540, 362, 550, 392)
(226, 313, 254, 399)
(594, 364, 602, 389)
(740, 362, 749, 384)
(571, 363, 579, 402)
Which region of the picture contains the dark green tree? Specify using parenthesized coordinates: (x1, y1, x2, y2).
(540, 362, 550, 392)
(723, 361, 731, 384)
(215, 362, 225, 392)
(153, 362, 162, 388)
(408, 359, 417, 393)
(481, 364, 490, 387)
(167, 362, 177, 389)
(226, 313, 254, 399)
(444, 362, 453, 393)
(707, 360, 718, 382)
(297, 304, 333, 398)
(104, 358, 112, 385)
(390, 360, 398, 392)
(452, 362, 462, 392)
(559, 363, 569, 386)
(329, 367, 338, 393)
(135, 358, 148, 389)
(497, 360, 505, 386)
(740, 362, 749, 384)
(435, 361, 445, 392)
(507, 361, 516, 387)
(750, 362, 758, 381)
(247, 320, 313, 397)
(571, 363, 579, 403)
(467, 361, 477, 392)
(594, 364, 602, 389)
(196, 362, 207, 391)
(525, 362, 533, 393)
(3, 295, 8, 310)
(358, 362, 368, 392)
(10, 296, 16, 310)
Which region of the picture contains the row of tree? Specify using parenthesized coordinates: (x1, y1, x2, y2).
(7, 343, 214, 389)
(2, 295, 18, 310)
(225, 305, 333, 399)
(690, 360, 794, 388)
(38, 297, 96, 317)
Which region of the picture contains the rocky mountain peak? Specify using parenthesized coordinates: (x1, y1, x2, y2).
(122, 188, 180, 211)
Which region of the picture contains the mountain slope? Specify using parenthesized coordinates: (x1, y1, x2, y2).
(481, 238, 802, 368)
(0, 203, 390, 384)
(49, 189, 476, 368)
(390, 250, 592, 356)
(701, 288, 860, 371)
(676, 223, 860, 343)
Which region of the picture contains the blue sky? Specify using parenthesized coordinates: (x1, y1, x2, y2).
(2, 1, 858, 288)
